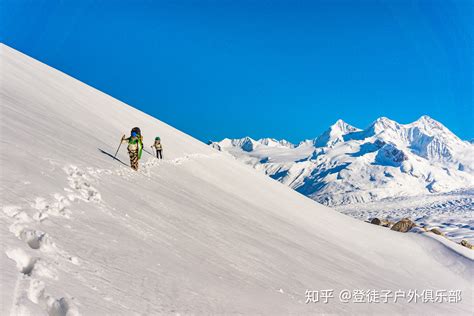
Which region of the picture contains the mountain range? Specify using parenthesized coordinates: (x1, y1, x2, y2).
(210, 116, 474, 206)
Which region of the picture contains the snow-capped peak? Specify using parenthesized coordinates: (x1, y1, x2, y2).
(415, 115, 442, 126)
(212, 115, 474, 207)
(361, 116, 467, 163)
(314, 119, 360, 148)
(257, 137, 278, 146)
(231, 137, 258, 152)
(332, 119, 359, 133)
(212, 137, 259, 152)
(276, 139, 295, 148)
(258, 138, 294, 148)
(366, 116, 401, 136)
(410, 115, 453, 136)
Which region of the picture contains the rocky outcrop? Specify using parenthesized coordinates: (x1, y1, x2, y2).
(391, 218, 416, 233)
(430, 228, 444, 236)
(370, 217, 393, 227)
(375, 144, 409, 167)
(370, 219, 470, 250)
(460, 240, 473, 250)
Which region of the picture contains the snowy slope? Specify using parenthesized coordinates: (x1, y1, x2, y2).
(1, 44, 472, 315)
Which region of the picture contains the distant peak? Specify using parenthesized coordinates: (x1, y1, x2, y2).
(418, 115, 433, 121)
(257, 137, 277, 143)
(374, 116, 396, 124)
(227, 137, 257, 152)
(313, 119, 360, 148)
(414, 115, 441, 126)
(230, 136, 255, 143)
(370, 116, 398, 129)
(331, 119, 347, 129)
(329, 119, 359, 133)
(409, 115, 450, 133)
(258, 138, 294, 148)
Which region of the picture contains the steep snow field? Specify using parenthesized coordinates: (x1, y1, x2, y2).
(1, 44, 472, 315)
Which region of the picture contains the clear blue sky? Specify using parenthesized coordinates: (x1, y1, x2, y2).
(1, 0, 472, 142)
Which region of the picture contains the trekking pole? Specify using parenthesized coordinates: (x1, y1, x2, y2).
(114, 136, 125, 158)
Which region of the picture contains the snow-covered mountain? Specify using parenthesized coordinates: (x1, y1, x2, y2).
(1, 44, 472, 315)
(314, 119, 361, 148)
(211, 137, 294, 152)
(211, 117, 474, 206)
(258, 137, 294, 148)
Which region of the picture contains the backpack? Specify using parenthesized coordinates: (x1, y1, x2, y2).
(131, 127, 141, 136)
(130, 127, 143, 158)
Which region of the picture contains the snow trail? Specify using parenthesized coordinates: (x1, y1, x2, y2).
(2, 171, 85, 314)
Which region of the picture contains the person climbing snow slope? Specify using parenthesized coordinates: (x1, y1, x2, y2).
(121, 128, 143, 170)
(151, 136, 163, 159)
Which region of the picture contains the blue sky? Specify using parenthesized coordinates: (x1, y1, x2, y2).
(1, 0, 472, 142)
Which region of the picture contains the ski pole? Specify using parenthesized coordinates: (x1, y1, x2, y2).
(114, 136, 124, 158)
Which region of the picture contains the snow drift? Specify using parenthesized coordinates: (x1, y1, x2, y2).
(1, 44, 472, 315)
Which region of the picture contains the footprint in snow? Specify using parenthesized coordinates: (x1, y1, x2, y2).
(5, 248, 37, 276)
(27, 278, 80, 316)
(64, 165, 102, 203)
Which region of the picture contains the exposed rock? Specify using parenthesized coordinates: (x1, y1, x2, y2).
(430, 228, 444, 236)
(370, 218, 393, 227)
(375, 144, 409, 167)
(460, 240, 473, 250)
(370, 218, 382, 225)
(391, 218, 416, 233)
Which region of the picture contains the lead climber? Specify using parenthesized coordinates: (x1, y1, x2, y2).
(121, 127, 143, 170)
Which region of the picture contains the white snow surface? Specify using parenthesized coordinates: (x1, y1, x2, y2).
(1, 44, 473, 315)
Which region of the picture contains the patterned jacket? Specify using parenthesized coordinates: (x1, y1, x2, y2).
(152, 140, 162, 150)
(123, 136, 142, 152)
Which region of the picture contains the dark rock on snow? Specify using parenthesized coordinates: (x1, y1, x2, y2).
(391, 218, 416, 233)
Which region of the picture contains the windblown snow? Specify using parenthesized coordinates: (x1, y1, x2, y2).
(1, 44, 472, 315)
